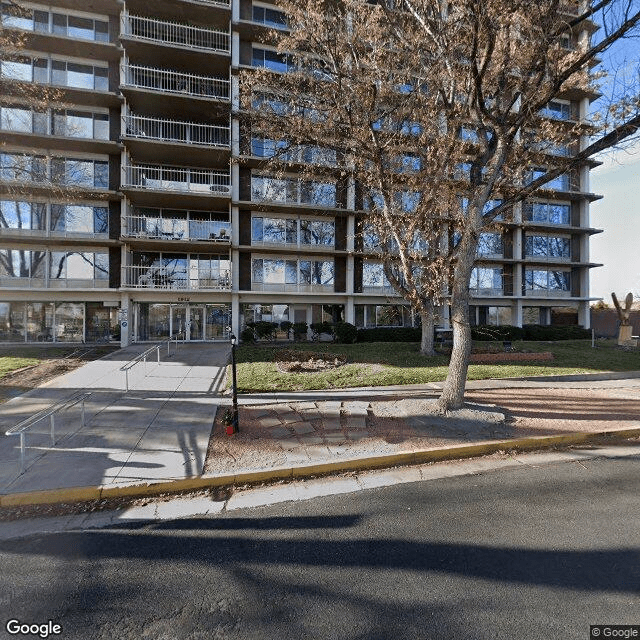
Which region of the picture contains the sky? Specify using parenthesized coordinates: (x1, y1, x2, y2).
(585, 17, 639, 303)
(589, 145, 640, 302)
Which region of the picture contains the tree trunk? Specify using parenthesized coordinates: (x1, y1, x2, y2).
(438, 234, 477, 411)
(420, 304, 436, 356)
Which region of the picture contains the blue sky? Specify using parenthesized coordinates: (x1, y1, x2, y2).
(586, 16, 639, 302)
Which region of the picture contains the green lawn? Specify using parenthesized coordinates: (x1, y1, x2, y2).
(0, 356, 41, 379)
(232, 339, 640, 392)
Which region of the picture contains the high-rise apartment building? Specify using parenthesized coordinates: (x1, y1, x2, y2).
(0, 0, 600, 345)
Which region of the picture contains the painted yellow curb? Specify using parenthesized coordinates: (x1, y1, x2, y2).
(2, 426, 639, 508)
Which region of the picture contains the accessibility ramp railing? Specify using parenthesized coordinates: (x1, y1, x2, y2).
(5, 392, 92, 473)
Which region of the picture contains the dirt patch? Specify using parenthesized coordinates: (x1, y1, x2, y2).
(275, 349, 347, 373)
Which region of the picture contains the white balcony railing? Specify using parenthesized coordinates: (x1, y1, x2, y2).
(0, 277, 109, 289)
(123, 114, 230, 148)
(525, 289, 571, 298)
(123, 265, 231, 290)
(122, 13, 230, 53)
(470, 288, 504, 297)
(250, 283, 334, 293)
(121, 62, 230, 100)
(124, 215, 231, 241)
(122, 164, 231, 195)
(361, 285, 399, 296)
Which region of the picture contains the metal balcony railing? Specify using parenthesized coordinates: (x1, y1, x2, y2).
(250, 283, 334, 293)
(469, 288, 504, 297)
(123, 265, 231, 290)
(190, 0, 230, 5)
(124, 215, 231, 241)
(121, 63, 230, 100)
(122, 13, 230, 53)
(524, 289, 571, 298)
(123, 114, 230, 148)
(122, 163, 231, 195)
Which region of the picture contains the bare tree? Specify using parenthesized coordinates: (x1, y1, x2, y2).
(243, 0, 640, 407)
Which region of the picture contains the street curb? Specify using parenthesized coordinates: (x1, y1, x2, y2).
(2, 426, 640, 508)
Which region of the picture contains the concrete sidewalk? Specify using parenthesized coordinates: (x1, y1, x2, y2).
(0, 350, 639, 505)
(0, 343, 229, 496)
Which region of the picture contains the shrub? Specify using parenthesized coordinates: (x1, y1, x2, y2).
(471, 324, 591, 342)
(240, 327, 255, 343)
(292, 321, 308, 341)
(280, 321, 293, 337)
(254, 321, 278, 340)
(356, 327, 422, 342)
(310, 321, 335, 339)
(334, 322, 357, 344)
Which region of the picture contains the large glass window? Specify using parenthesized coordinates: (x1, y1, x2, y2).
(525, 235, 570, 259)
(470, 266, 503, 292)
(252, 47, 293, 73)
(252, 4, 287, 28)
(251, 174, 337, 206)
(540, 100, 573, 121)
(477, 233, 503, 256)
(524, 201, 571, 225)
(0, 201, 46, 231)
(252, 258, 333, 288)
(525, 269, 570, 292)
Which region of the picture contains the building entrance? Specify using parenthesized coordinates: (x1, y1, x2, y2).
(135, 303, 230, 342)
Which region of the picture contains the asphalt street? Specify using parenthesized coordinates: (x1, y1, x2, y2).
(1, 452, 640, 640)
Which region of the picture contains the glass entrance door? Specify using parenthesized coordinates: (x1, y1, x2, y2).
(171, 305, 187, 339)
(205, 305, 230, 340)
(189, 306, 204, 341)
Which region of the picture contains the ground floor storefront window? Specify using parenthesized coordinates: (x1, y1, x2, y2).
(0, 301, 118, 342)
(354, 304, 416, 328)
(134, 303, 230, 342)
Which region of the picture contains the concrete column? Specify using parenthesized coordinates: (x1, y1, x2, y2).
(120, 293, 132, 347)
(231, 294, 240, 337)
(347, 177, 356, 210)
(231, 73, 240, 111)
(346, 297, 355, 324)
(512, 299, 523, 327)
(231, 248, 239, 290)
(578, 300, 590, 329)
(231, 118, 240, 157)
(231, 32, 240, 68)
(346, 255, 354, 294)
(231, 164, 240, 203)
(346, 214, 355, 252)
(306, 305, 313, 340)
(231, 0, 240, 23)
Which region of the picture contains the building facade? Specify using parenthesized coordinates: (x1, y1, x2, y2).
(0, 0, 600, 345)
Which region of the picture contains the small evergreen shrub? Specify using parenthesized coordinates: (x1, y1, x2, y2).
(334, 322, 357, 344)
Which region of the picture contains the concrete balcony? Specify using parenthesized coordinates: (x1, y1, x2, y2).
(123, 214, 231, 242)
(121, 62, 230, 101)
(122, 12, 230, 53)
(122, 163, 230, 195)
(123, 265, 231, 290)
(123, 114, 230, 148)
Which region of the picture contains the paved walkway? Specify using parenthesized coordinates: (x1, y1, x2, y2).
(0, 343, 229, 494)
(0, 345, 639, 501)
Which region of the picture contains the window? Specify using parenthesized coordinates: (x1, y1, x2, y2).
(477, 233, 503, 256)
(0, 201, 46, 230)
(525, 269, 570, 292)
(252, 4, 287, 29)
(53, 110, 109, 139)
(525, 235, 570, 259)
(524, 201, 571, 225)
(252, 258, 334, 288)
(50, 205, 108, 234)
(251, 175, 337, 207)
(363, 262, 390, 290)
(470, 267, 503, 292)
(1, 4, 109, 42)
(51, 158, 109, 188)
(540, 101, 573, 121)
(527, 168, 571, 191)
(252, 47, 293, 73)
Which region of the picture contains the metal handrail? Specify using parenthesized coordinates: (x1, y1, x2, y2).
(119, 338, 182, 391)
(5, 392, 92, 473)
